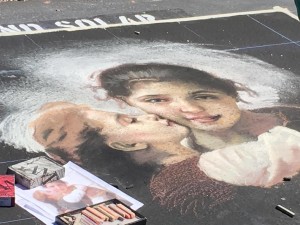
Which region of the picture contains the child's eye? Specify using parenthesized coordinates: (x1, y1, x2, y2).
(193, 95, 218, 100)
(144, 98, 167, 103)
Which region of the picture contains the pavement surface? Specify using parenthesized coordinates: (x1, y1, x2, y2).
(0, 0, 298, 24)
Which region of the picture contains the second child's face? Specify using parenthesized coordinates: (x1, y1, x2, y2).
(45, 181, 69, 194)
(125, 81, 241, 131)
(85, 110, 189, 145)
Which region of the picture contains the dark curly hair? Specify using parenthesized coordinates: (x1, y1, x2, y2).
(95, 63, 241, 99)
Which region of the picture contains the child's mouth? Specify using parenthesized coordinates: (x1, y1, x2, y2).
(187, 114, 221, 123)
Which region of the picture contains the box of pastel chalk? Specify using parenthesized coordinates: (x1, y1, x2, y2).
(0, 175, 15, 207)
(55, 199, 147, 225)
(7, 156, 65, 189)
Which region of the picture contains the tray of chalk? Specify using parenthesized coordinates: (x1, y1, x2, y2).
(55, 198, 147, 225)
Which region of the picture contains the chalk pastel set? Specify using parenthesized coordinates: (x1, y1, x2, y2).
(55, 199, 147, 225)
(7, 156, 65, 189)
(0, 175, 15, 207)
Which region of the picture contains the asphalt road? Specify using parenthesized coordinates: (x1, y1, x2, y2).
(0, 0, 298, 24)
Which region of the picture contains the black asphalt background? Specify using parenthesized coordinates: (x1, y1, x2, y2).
(0, 11, 300, 225)
(0, 0, 298, 25)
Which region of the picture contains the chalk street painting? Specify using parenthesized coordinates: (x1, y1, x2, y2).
(0, 9, 300, 225)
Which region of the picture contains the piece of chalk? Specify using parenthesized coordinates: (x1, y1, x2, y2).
(82, 209, 104, 224)
(134, 31, 140, 35)
(95, 206, 115, 221)
(116, 203, 136, 218)
(98, 204, 119, 220)
(108, 204, 130, 219)
(86, 206, 109, 221)
(275, 205, 295, 218)
(81, 214, 103, 225)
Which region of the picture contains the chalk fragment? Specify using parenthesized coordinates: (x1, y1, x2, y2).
(98, 204, 120, 220)
(275, 205, 295, 218)
(108, 204, 130, 218)
(95, 206, 115, 221)
(116, 203, 136, 218)
(86, 206, 109, 221)
(82, 209, 104, 224)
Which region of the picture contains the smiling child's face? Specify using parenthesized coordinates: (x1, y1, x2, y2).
(124, 81, 241, 131)
(45, 181, 69, 193)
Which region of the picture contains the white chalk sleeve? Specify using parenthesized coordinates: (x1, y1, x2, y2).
(198, 126, 300, 187)
(63, 185, 87, 203)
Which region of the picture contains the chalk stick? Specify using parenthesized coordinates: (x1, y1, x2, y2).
(95, 206, 115, 221)
(86, 206, 109, 221)
(79, 218, 90, 225)
(81, 209, 104, 224)
(81, 214, 101, 225)
(98, 204, 120, 220)
(116, 203, 136, 219)
(275, 205, 295, 218)
(108, 204, 130, 219)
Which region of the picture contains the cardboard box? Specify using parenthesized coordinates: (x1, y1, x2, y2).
(0, 175, 15, 207)
(7, 156, 65, 189)
(55, 199, 147, 225)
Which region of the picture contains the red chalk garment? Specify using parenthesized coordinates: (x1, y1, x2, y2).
(149, 156, 235, 217)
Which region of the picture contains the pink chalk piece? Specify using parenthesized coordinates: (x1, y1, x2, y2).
(116, 203, 136, 219)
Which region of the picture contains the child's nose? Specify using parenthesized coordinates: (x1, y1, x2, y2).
(176, 100, 204, 113)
